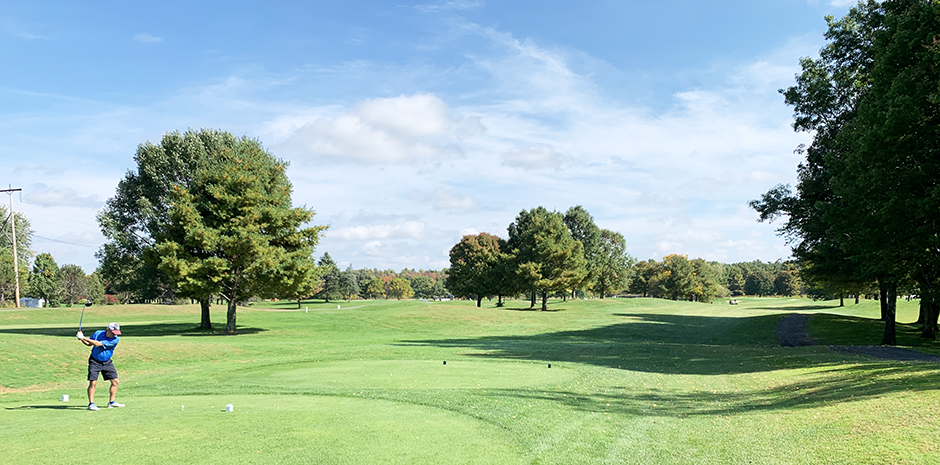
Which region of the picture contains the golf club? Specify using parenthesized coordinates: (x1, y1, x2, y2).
(78, 300, 92, 332)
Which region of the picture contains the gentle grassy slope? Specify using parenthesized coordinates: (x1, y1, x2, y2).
(1, 297, 938, 464)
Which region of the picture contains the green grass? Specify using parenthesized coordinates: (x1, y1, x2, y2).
(2, 296, 939, 464)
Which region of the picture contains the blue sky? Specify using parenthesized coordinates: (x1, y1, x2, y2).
(2, 0, 856, 273)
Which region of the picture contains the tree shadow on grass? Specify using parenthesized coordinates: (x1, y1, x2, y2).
(486, 363, 940, 418)
(0, 323, 267, 338)
(499, 306, 566, 312)
(749, 304, 842, 311)
(400, 312, 940, 377)
(401, 311, 940, 414)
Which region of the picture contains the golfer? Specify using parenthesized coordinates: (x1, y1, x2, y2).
(77, 322, 125, 411)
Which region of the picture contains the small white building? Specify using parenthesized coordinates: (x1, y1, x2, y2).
(19, 297, 44, 308)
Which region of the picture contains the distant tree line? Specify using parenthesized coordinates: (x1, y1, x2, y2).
(309, 253, 449, 302)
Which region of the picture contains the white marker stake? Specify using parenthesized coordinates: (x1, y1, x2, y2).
(225, 404, 234, 412)
(305, 307, 308, 313)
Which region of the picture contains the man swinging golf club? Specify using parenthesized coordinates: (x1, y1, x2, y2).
(77, 322, 125, 410)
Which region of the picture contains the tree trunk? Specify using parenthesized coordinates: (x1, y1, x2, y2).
(929, 300, 940, 333)
(476, 295, 482, 307)
(879, 282, 887, 321)
(881, 281, 897, 345)
(199, 299, 212, 330)
(225, 299, 237, 333)
(497, 295, 503, 307)
(297, 299, 301, 309)
(855, 295, 859, 304)
(530, 291, 536, 309)
(541, 292, 547, 311)
(839, 296, 844, 307)
(921, 293, 938, 340)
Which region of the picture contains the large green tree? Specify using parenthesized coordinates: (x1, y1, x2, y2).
(837, 0, 940, 338)
(97, 130, 224, 318)
(446, 232, 505, 307)
(563, 205, 601, 297)
(591, 229, 635, 298)
(750, 1, 899, 342)
(154, 130, 324, 333)
(661, 254, 695, 301)
(508, 207, 587, 311)
(56, 264, 88, 306)
(28, 252, 59, 306)
(315, 253, 343, 303)
(628, 259, 660, 297)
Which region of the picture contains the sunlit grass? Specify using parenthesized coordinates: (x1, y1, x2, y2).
(2, 296, 938, 464)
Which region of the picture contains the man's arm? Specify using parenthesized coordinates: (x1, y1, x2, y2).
(77, 332, 102, 347)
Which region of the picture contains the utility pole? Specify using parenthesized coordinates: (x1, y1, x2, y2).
(2, 187, 23, 308)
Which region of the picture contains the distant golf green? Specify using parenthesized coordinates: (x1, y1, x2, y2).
(2, 297, 938, 464)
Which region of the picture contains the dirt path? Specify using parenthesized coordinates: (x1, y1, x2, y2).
(776, 313, 940, 362)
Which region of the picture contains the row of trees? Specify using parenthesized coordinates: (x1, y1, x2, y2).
(752, 0, 940, 344)
(311, 254, 449, 302)
(447, 206, 636, 310)
(627, 258, 803, 302)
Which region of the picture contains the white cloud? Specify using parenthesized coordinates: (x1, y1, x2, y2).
(277, 93, 483, 164)
(134, 33, 163, 43)
(501, 144, 565, 169)
(408, 188, 481, 211)
(328, 221, 429, 241)
(24, 184, 105, 208)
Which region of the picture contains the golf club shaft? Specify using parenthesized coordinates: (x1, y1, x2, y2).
(79, 302, 89, 332)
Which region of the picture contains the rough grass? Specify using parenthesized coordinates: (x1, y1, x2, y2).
(1, 296, 939, 464)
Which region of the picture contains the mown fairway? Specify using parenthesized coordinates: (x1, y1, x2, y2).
(2, 297, 939, 464)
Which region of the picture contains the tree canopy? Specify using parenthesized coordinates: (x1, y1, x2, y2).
(508, 207, 587, 311)
(446, 232, 506, 307)
(752, 0, 940, 343)
(155, 130, 325, 332)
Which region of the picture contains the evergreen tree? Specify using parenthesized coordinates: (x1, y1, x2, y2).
(316, 253, 343, 302)
(155, 130, 325, 333)
(340, 265, 360, 301)
(28, 252, 59, 307)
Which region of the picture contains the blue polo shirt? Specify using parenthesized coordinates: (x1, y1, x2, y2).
(89, 330, 119, 362)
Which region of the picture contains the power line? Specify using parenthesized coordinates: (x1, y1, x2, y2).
(34, 234, 100, 248)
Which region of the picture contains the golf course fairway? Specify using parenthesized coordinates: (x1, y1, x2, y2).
(2, 297, 939, 464)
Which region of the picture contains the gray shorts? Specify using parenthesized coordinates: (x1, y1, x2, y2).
(87, 357, 118, 381)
